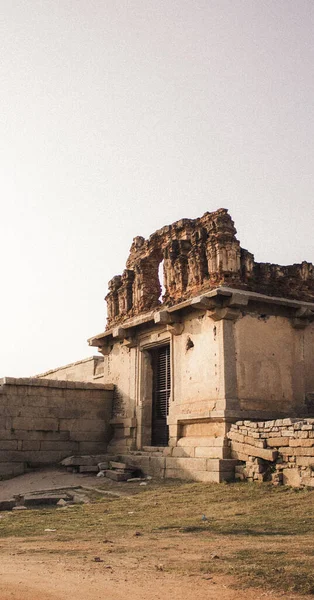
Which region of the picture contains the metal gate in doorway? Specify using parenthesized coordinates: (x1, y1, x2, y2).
(151, 344, 170, 446)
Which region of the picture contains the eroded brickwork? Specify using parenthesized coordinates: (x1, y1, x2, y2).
(105, 208, 314, 328)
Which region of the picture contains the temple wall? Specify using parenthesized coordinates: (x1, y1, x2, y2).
(234, 316, 314, 416)
(170, 312, 224, 420)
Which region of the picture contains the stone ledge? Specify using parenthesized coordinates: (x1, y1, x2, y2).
(0, 377, 114, 391)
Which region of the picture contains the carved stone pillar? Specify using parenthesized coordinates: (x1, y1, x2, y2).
(118, 269, 135, 317)
(105, 275, 122, 327)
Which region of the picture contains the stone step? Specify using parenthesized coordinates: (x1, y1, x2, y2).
(142, 446, 166, 453)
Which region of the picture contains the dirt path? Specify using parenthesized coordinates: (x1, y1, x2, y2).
(0, 551, 286, 600)
(0, 537, 303, 600)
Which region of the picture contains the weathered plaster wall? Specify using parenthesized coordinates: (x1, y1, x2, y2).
(35, 356, 104, 382)
(102, 311, 230, 451)
(170, 312, 224, 420)
(0, 377, 113, 478)
(234, 315, 314, 416)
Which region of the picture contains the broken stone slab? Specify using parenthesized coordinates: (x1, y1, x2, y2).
(61, 455, 109, 467)
(79, 466, 99, 473)
(109, 461, 128, 470)
(24, 493, 73, 507)
(106, 470, 133, 482)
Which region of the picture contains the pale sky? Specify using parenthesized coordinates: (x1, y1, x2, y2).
(1, 0, 313, 377)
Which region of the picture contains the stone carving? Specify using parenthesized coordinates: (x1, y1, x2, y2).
(105, 208, 314, 328)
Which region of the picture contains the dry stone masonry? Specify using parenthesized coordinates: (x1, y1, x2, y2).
(0, 377, 113, 479)
(229, 418, 314, 487)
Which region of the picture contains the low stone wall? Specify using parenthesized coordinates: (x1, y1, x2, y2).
(0, 377, 113, 478)
(228, 418, 314, 487)
(34, 356, 104, 382)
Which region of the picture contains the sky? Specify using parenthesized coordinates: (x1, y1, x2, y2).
(0, 0, 313, 377)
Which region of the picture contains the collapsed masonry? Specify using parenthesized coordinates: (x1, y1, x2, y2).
(228, 418, 314, 487)
(105, 208, 314, 329)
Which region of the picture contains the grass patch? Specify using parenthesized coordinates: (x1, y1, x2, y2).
(1, 481, 314, 594)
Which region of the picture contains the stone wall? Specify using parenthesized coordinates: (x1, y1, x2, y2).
(228, 418, 314, 487)
(0, 377, 113, 478)
(34, 356, 104, 382)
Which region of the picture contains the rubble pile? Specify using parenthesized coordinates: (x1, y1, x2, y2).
(228, 418, 314, 487)
(61, 455, 140, 481)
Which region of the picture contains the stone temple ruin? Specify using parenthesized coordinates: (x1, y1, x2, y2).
(1, 208, 314, 485)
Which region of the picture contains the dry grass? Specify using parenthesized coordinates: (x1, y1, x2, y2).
(1, 480, 314, 594)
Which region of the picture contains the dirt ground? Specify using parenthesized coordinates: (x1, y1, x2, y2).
(0, 537, 298, 600)
(0, 469, 311, 600)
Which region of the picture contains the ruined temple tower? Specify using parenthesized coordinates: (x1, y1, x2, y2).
(88, 209, 314, 481)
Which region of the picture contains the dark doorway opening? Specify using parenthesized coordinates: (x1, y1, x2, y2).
(151, 344, 171, 446)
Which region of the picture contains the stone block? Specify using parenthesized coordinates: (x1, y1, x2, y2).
(17, 430, 70, 441)
(293, 447, 314, 456)
(110, 461, 127, 469)
(61, 455, 100, 467)
(59, 419, 106, 433)
(244, 436, 266, 449)
(78, 442, 108, 454)
(79, 465, 99, 473)
(165, 457, 207, 472)
(106, 470, 130, 481)
(172, 447, 195, 458)
(194, 446, 229, 459)
(69, 431, 107, 443)
(267, 437, 289, 447)
(278, 447, 293, 455)
(290, 439, 314, 447)
(194, 470, 234, 483)
(22, 441, 41, 451)
(179, 436, 228, 448)
(206, 458, 238, 472)
(162, 447, 173, 457)
(301, 476, 314, 487)
(231, 441, 277, 462)
(0, 451, 25, 462)
(0, 440, 18, 450)
(165, 468, 190, 480)
(231, 450, 248, 462)
(40, 441, 79, 452)
(296, 456, 314, 467)
(12, 417, 59, 431)
(0, 462, 24, 476)
(21, 450, 69, 464)
(149, 456, 166, 476)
